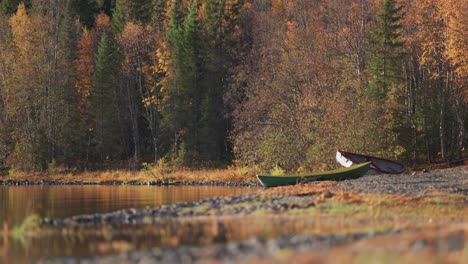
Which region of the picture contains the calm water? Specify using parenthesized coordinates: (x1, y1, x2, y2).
(0, 185, 255, 263)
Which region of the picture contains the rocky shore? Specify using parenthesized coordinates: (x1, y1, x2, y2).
(38, 231, 396, 264)
(42, 193, 318, 226)
(336, 165, 468, 195)
(32, 166, 468, 263)
(3, 165, 466, 192)
(0, 179, 258, 187)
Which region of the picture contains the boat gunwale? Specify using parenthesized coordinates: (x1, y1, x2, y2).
(337, 150, 405, 174)
(256, 162, 371, 178)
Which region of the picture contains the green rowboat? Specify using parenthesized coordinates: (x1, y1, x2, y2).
(257, 162, 371, 188)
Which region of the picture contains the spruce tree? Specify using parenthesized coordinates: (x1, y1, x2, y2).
(71, 0, 99, 29)
(56, 0, 85, 166)
(1, 0, 21, 15)
(129, 0, 153, 25)
(163, 0, 187, 161)
(152, 0, 167, 29)
(367, 0, 406, 158)
(112, 0, 126, 34)
(182, 1, 204, 161)
(90, 33, 125, 165)
(368, 0, 404, 100)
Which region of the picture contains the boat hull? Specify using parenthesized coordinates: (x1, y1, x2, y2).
(257, 162, 371, 188)
(336, 150, 405, 174)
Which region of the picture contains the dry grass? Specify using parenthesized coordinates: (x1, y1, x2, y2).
(1, 166, 260, 184)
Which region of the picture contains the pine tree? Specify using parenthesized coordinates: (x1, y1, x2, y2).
(181, 1, 204, 161)
(162, 0, 188, 162)
(1, 0, 22, 15)
(367, 0, 406, 158)
(199, 0, 232, 161)
(71, 0, 99, 29)
(152, 0, 167, 29)
(129, 0, 153, 25)
(56, 0, 85, 166)
(89, 33, 125, 165)
(112, 0, 126, 34)
(368, 0, 404, 100)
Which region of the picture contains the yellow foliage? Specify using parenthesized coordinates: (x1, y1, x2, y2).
(444, 0, 468, 81)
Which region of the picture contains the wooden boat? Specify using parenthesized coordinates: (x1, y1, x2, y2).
(257, 162, 371, 188)
(336, 150, 405, 174)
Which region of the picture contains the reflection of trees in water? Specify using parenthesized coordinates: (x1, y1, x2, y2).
(0, 223, 9, 259)
(216, 222, 228, 243)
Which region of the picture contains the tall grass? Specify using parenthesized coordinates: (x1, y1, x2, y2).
(2, 164, 261, 184)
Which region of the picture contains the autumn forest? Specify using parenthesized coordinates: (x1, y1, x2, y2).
(0, 0, 466, 173)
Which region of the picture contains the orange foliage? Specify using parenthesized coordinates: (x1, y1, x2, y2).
(94, 13, 112, 35)
(75, 29, 95, 111)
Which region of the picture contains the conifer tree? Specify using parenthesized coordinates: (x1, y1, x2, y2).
(367, 0, 406, 157)
(112, 0, 126, 34)
(89, 33, 125, 165)
(152, 0, 167, 29)
(56, 0, 85, 166)
(71, 0, 99, 29)
(182, 1, 204, 160)
(368, 0, 404, 100)
(163, 0, 188, 161)
(1, 0, 21, 15)
(129, 0, 153, 25)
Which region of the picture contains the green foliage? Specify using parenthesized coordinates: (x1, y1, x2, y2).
(366, 0, 407, 159)
(0, 0, 22, 15)
(368, 0, 404, 101)
(55, 0, 86, 166)
(48, 158, 59, 174)
(269, 165, 285, 176)
(163, 0, 204, 163)
(152, 0, 167, 27)
(89, 33, 126, 165)
(129, 0, 153, 25)
(142, 157, 175, 178)
(0, 0, 465, 173)
(71, 0, 99, 28)
(111, 0, 126, 34)
(162, 0, 241, 165)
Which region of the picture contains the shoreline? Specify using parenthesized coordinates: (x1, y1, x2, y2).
(42, 166, 467, 226)
(2, 164, 466, 188)
(37, 170, 467, 263)
(4, 166, 467, 263)
(0, 166, 259, 187)
(0, 179, 259, 187)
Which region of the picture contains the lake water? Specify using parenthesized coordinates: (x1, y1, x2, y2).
(0, 185, 256, 263)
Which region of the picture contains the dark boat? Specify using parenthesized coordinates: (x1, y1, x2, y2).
(336, 150, 405, 174)
(257, 162, 371, 188)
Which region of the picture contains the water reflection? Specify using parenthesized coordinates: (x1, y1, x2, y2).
(0, 185, 254, 226)
(0, 185, 255, 263)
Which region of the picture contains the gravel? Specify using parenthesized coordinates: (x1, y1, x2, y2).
(37, 231, 393, 264)
(335, 166, 467, 195)
(36, 166, 467, 263)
